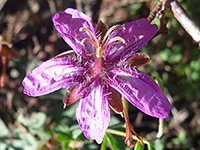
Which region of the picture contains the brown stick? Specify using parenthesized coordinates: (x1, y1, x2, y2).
(170, 0, 200, 46)
(147, 1, 162, 22)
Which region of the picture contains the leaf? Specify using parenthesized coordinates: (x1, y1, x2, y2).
(75, 132, 87, 141)
(153, 139, 164, 150)
(108, 116, 121, 127)
(7, 146, 15, 150)
(0, 142, 7, 150)
(71, 128, 82, 139)
(57, 133, 69, 141)
(147, 143, 155, 150)
(37, 130, 51, 141)
(30, 112, 46, 129)
(83, 142, 98, 150)
(17, 114, 28, 126)
(100, 135, 108, 150)
(69, 124, 84, 140)
(0, 118, 9, 137)
(19, 133, 38, 148)
(134, 141, 145, 150)
(105, 132, 127, 150)
(62, 140, 71, 149)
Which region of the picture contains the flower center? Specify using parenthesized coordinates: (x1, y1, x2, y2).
(80, 24, 126, 60)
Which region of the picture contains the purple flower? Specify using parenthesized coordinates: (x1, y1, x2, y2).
(22, 8, 171, 144)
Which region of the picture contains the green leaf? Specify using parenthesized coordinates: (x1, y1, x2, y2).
(57, 132, 69, 141)
(153, 139, 164, 150)
(0, 118, 9, 137)
(37, 130, 51, 141)
(72, 128, 82, 140)
(101, 135, 108, 150)
(17, 112, 46, 129)
(0, 142, 7, 150)
(7, 146, 15, 150)
(75, 132, 87, 141)
(62, 140, 71, 149)
(134, 140, 145, 150)
(53, 122, 70, 133)
(17, 114, 28, 126)
(105, 132, 127, 150)
(130, 2, 142, 15)
(83, 142, 98, 150)
(12, 139, 26, 148)
(30, 112, 46, 129)
(147, 143, 155, 150)
(108, 116, 121, 127)
(19, 133, 38, 148)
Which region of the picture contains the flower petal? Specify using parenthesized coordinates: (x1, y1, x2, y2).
(63, 76, 96, 106)
(105, 18, 157, 64)
(109, 87, 123, 114)
(63, 85, 80, 106)
(122, 53, 150, 67)
(76, 79, 110, 144)
(23, 54, 87, 96)
(108, 67, 171, 118)
(53, 8, 96, 59)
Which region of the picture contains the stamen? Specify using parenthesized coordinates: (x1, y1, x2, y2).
(102, 55, 106, 60)
(101, 25, 126, 46)
(98, 36, 101, 43)
(80, 24, 126, 60)
(80, 27, 99, 46)
(81, 38, 98, 49)
(102, 36, 125, 49)
(86, 52, 96, 56)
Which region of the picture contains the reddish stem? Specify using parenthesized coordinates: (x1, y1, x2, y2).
(1, 61, 6, 87)
(122, 97, 144, 146)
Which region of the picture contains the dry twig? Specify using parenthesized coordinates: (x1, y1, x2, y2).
(170, 0, 200, 46)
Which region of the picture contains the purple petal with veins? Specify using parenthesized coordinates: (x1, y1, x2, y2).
(23, 8, 171, 144)
(76, 79, 110, 144)
(23, 54, 86, 96)
(108, 66, 171, 118)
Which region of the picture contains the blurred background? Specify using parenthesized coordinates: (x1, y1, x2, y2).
(0, 0, 200, 149)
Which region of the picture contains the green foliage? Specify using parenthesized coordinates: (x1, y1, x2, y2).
(152, 139, 164, 150)
(171, 129, 190, 149)
(134, 141, 145, 150)
(100, 136, 108, 150)
(130, 2, 142, 15)
(147, 143, 155, 150)
(0, 117, 9, 138)
(104, 132, 127, 150)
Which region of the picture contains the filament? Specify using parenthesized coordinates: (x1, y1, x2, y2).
(79, 24, 126, 59)
(101, 25, 126, 46)
(102, 36, 125, 49)
(79, 27, 99, 46)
